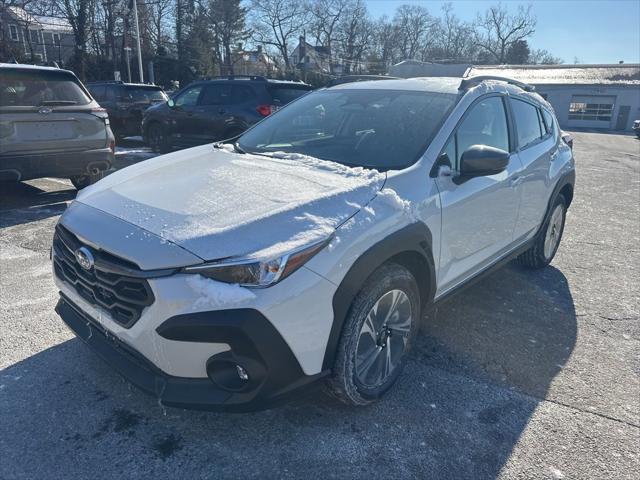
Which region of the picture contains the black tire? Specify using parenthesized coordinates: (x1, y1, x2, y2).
(147, 123, 171, 153)
(69, 170, 107, 190)
(325, 263, 420, 406)
(517, 193, 567, 269)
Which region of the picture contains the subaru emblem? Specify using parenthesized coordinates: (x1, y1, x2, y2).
(75, 247, 94, 270)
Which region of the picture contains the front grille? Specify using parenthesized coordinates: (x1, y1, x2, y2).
(52, 225, 154, 328)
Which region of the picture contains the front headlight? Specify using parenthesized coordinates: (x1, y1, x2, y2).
(183, 237, 331, 287)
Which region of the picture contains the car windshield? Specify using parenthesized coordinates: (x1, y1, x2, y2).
(0, 70, 91, 107)
(238, 89, 457, 170)
(124, 86, 167, 102)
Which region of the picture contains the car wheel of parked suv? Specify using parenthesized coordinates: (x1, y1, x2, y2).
(326, 263, 420, 406)
(69, 171, 106, 190)
(517, 194, 567, 269)
(147, 123, 171, 153)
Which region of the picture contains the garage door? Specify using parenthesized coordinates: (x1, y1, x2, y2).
(567, 95, 615, 129)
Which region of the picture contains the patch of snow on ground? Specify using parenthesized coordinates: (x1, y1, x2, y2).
(186, 275, 256, 310)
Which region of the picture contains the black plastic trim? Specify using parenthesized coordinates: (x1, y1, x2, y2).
(322, 222, 436, 371)
(56, 294, 326, 411)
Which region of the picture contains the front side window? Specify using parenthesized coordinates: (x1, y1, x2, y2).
(238, 89, 457, 170)
(454, 96, 509, 166)
(199, 84, 232, 105)
(512, 98, 543, 148)
(124, 86, 167, 102)
(174, 85, 202, 107)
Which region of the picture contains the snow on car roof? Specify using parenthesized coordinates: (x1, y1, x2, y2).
(328, 77, 463, 94)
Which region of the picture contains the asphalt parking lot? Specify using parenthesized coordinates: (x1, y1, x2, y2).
(1, 132, 638, 479)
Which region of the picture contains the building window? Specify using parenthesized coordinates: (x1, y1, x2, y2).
(29, 29, 41, 44)
(9, 24, 19, 41)
(569, 101, 614, 122)
(53, 33, 61, 46)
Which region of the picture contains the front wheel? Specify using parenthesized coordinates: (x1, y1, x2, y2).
(517, 194, 567, 269)
(147, 123, 171, 153)
(326, 263, 420, 406)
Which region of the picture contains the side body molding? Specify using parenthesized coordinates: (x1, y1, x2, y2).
(322, 222, 436, 371)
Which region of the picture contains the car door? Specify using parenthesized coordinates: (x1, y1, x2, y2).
(435, 95, 522, 295)
(192, 83, 231, 142)
(169, 84, 204, 145)
(510, 97, 556, 240)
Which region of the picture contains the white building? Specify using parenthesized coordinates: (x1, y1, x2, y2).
(390, 61, 640, 132)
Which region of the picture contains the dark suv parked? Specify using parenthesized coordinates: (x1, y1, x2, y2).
(86, 81, 168, 139)
(141, 76, 312, 152)
(0, 64, 114, 189)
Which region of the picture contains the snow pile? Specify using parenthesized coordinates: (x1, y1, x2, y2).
(186, 275, 256, 310)
(376, 188, 418, 221)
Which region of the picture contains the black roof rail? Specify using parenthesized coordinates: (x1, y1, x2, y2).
(327, 75, 400, 87)
(86, 80, 124, 85)
(459, 75, 535, 92)
(203, 75, 268, 82)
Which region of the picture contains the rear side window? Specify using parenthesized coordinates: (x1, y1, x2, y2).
(267, 86, 311, 105)
(541, 109, 556, 136)
(199, 84, 232, 105)
(231, 85, 256, 103)
(455, 96, 509, 166)
(512, 98, 543, 148)
(0, 69, 91, 107)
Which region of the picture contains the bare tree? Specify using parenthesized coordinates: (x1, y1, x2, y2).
(309, 0, 349, 73)
(529, 48, 563, 65)
(336, 0, 371, 74)
(250, 0, 308, 71)
(392, 5, 434, 61)
(474, 3, 536, 64)
(430, 3, 475, 61)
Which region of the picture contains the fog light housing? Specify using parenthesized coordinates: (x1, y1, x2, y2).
(206, 358, 252, 392)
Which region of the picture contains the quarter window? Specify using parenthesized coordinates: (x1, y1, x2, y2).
(454, 96, 509, 166)
(541, 109, 555, 136)
(512, 98, 543, 148)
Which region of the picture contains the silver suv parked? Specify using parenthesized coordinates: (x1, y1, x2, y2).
(0, 64, 115, 189)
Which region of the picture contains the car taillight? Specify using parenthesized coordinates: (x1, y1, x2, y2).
(256, 104, 276, 117)
(109, 139, 115, 153)
(91, 107, 109, 123)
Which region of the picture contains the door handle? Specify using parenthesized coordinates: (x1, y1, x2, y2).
(510, 176, 524, 187)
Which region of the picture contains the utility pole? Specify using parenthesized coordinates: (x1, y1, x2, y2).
(131, 0, 144, 83)
(124, 47, 132, 82)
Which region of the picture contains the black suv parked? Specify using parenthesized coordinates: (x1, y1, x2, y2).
(141, 76, 312, 152)
(86, 81, 168, 139)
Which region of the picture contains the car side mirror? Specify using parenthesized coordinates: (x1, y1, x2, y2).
(459, 145, 509, 178)
(167, 98, 175, 108)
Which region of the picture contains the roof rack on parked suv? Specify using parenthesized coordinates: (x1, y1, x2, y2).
(327, 75, 400, 87)
(201, 75, 269, 82)
(86, 80, 125, 85)
(459, 75, 535, 92)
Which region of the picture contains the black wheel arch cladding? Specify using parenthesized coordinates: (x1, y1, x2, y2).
(323, 222, 436, 371)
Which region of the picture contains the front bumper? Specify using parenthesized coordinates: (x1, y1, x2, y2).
(56, 294, 327, 411)
(0, 147, 114, 182)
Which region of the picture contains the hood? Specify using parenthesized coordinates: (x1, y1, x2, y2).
(77, 145, 385, 261)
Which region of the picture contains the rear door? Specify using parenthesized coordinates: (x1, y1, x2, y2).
(0, 68, 107, 156)
(435, 95, 522, 294)
(510, 97, 556, 240)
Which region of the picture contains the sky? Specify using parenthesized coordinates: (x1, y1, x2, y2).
(365, 0, 640, 64)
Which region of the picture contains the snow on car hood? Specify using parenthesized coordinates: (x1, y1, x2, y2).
(76, 145, 385, 262)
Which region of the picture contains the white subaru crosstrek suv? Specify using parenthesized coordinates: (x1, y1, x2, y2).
(53, 76, 575, 410)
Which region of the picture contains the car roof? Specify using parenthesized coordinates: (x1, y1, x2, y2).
(328, 77, 463, 94)
(192, 78, 311, 88)
(0, 63, 76, 76)
(87, 81, 163, 88)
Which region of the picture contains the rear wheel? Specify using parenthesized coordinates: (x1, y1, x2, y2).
(147, 123, 171, 153)
(326, 263, 420, 406)
(69, 170, 106, 190)
(517, 194, 567, 269)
